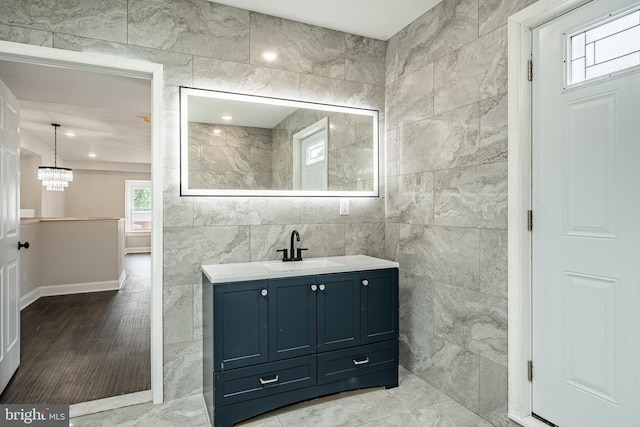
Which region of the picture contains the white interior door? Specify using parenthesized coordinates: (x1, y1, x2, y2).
(532, 1, 640, 425)
(0, 76, 20, 394)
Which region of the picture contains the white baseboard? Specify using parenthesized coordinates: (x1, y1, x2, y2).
(125, 247, 151, 254)
(20, 272, 126, 311)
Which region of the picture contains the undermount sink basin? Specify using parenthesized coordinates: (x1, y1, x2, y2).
(262, 259, 343, 272)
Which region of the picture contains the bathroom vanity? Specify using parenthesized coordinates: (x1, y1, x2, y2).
(201, 255, 399, 427)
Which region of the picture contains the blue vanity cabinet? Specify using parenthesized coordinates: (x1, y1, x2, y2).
(212, 279, 269, 371)
(361, 269, 399, 344)
(203, 266, 399, 427)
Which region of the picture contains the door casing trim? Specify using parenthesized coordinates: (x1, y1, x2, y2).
(0, 40, 165, 406)
(507, 0, 590, 425)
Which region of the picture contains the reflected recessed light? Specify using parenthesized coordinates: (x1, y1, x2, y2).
(262, 51, 278, 61)
(213, 129, 222, 135)
(65, 131, 76, 137)
(222, 115, 233, 121)
(88, 153, 97, 158)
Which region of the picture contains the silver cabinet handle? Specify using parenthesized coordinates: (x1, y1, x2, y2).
(259, 375, 279, 385)
(353, 357, 370, 365)
(311, 284, 318, 291)
(362, 279, 369, 286)
(261, 289, 268, 297)
(319, 284, 326, 291)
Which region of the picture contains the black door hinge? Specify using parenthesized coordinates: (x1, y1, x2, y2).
(528, 360, 533, 381)
(528, 210, 533, 231)
(528, 59, 533, 81)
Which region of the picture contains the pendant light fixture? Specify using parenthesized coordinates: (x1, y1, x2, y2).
(37, 123, 73, 191)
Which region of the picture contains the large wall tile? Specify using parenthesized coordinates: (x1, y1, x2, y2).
(163, 285, 194, 345)
(479, 0, 540, 36)
(479, 357, 509, 427)
(0, 24, 52, 46)
(163, 340, 203, 401)
(396, 0, 478, 78)
(480, 229, 507, 298)
(399, 272, 434, 339)
(193, 56, 301, 100)
(398, 225, 480, 289)
(300, 197, 384, 224)
(194, 197, 301, 227)
(398, 103, 480, 175)
(479, 94, 508, 164)
(250, 13, 345, 79)
(386, 64, 434, 131)
(385, 33, 399, 86)
(434, 26, 507, 115)
(434, 162, 507, 229)
(386, 172, 434, 225)
(128, 0, 249, 62)
(250, 223, 346, 261)
(422, 338, 480, 413)
(163, 170, 194, 227)
(345, 222, 385, 258)
(345, 34, 386, 86)
(300, 75, 384, 111)
(434, 283, 507, 366)
(0, 0, 127, 43)
(164, 226, 251, 285)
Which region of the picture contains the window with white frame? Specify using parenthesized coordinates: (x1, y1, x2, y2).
(125, 180, 152, 233)
(569, 8, 640, 85)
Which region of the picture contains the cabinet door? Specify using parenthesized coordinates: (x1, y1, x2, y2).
(269, 276, 317, 360)
(316, 272, 360, 352)
(361, 269, 399, 344)
(214, 280, 269, 371)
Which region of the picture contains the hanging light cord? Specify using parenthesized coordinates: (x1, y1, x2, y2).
(52, 123, 60, 168)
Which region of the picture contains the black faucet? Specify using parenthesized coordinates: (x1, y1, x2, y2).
(277, 230, 307, 261)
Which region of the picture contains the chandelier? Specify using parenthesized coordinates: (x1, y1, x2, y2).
(37, 123, 73, 191)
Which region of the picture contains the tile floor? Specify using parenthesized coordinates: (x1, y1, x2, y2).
(69, 367, 494, 427)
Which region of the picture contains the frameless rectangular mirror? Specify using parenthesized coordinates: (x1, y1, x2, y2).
(180, 87, 379, 197)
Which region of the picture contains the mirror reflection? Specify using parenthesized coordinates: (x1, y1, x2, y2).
(180, 87, 379, 196)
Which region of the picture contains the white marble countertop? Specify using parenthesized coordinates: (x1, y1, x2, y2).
(202, 255, 399, 284)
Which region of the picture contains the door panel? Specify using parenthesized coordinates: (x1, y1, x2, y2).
(0, 76, 20, 394)
(316, 272, 360, 352)
(532, 0, 640, 425)
(361, 269, 398, 344)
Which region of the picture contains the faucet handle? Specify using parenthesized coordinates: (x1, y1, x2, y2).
(296, 248, 308, 260)
(276, 248, 289, 261)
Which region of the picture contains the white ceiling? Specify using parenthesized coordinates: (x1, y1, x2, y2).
(0, 60, 151, 164)
(212, 0, 440, 40)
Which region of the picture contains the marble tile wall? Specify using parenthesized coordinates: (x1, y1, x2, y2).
(385, 0, 537, 425)
(0, 0, 385, 404)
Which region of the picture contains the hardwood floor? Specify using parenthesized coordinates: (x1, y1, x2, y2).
(0, 254, 151, 404)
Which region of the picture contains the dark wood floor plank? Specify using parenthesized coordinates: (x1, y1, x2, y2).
(0, 254, 151, 404)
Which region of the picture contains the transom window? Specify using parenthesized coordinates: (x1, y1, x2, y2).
(569, 8, 640, 85)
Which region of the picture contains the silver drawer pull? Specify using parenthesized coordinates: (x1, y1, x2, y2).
(259, 375, 279, 385)
(353, 357, 370, 366)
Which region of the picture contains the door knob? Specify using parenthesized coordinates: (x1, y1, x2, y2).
(261, 289, 268, 297)
(362, 279, 369, 286)
(319, 284, 326, 291)
(311, 284, 318, 291)
(18, 241, 30, 250)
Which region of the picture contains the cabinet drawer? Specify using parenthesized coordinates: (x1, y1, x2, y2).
(317, 340, 398, 385)
(215, 355, 317, 406)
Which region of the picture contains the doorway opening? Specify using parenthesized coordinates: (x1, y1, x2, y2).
(0, 41, 164, 413)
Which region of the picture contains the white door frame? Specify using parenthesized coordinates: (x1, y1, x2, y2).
(0, 40, 165, 405)
(507, 0, 592, 425)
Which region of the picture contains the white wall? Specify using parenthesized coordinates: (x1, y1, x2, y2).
(20, 154, 42, 216)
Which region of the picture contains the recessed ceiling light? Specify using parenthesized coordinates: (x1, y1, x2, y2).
(222, 115, 233, 121)
(88, 153, 97, 158)
(65, 131, 76, 137)
(262, 51, 278, 61)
